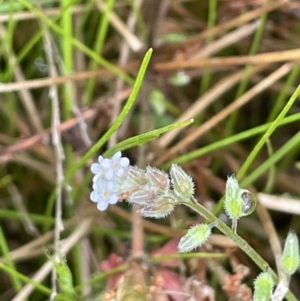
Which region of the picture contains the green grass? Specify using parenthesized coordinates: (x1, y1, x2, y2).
(0, 1, 300, 300)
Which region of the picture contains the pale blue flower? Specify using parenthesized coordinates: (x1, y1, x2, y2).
(91, 151, 129, 180)
(102, 151, 130, 179)
(91, 155, 104, 173)
(90, 151, 130, 211)
(90, 180, 118, 211)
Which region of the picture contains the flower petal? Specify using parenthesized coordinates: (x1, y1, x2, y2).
(97, 200, 109, 211)
(91, 163, 101, 174)
(109, 194, 119, 204)
(112, 151, 121, 160)
(119, 157, 129, 167)
(90, 191, 100, 203)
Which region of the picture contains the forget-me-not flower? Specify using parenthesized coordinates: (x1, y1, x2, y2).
(90, 151, 130, 211)
(90, 180, 118, 211)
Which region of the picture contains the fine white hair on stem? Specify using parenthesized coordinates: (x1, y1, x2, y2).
(42, 24, 65, 300)
(51, 36, 92, 148)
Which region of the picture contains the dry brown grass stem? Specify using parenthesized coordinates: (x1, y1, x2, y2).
(155, 62, 293, 165)
(258, 193, 300, 215)
(154, 49, 300, 70)
(158, 64, 268, 149)
(95, 0, 144, 52)
(191, 20, 260, 59)
(256, 193, 286, 282)
(0, 5, 86, 22)
(162, 0, 287, 51)
(251, 74, 299, 95)
(0, 88, 131, 160)
(0, 62, 139, 93)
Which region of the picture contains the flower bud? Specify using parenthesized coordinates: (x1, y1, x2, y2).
(128, 187, 155, 206)
(224, 175, 256, 229)
(139, 195, 175, 219)
(253, 271, 274, 301)
(224, 175, 242, 220)
(146, 166, 170, 191)
(170, 164, 194, 199)
(127, 166, 147, 186)
(281, 230, 300, 276)
(178, 222, 215, 253)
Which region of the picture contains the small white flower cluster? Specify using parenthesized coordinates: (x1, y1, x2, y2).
(90, 151, 130, 211)
(90, 152, 216, 253)
(90, 152, 195, 218)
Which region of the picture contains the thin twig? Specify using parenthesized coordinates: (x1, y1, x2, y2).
(258, 193, 300, 215)
(154, 49, 300, 70)
(42, 25, 65, 301)
(191, 20, 260, 59)
(0, 61, 139, 93)
(0, 5, 86, 22)
(95, 0, 144, 52)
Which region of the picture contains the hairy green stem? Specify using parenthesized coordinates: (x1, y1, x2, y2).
(182, 197, 298, 301)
